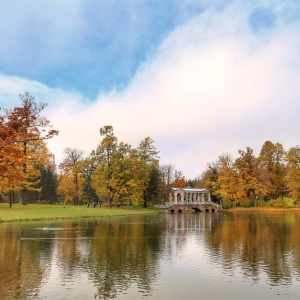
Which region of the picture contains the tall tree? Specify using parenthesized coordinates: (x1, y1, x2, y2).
(285, 146, 300, 202)
(58, 147, 84, 205)
(217, 153, 241, 204)
(201, 161, 220, 202)
(92, 126, 119, 208)
(0, 93, 58, 204)
(137, 137, 159, 207)
(234, 147, 266, 206)
(258, 141, 286, 200)
(80, 153, 99, 205)
(160, 164, 175, 201)
(145, 166, 163, 206)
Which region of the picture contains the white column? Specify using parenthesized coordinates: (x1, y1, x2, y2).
(169, 192, 172, 202)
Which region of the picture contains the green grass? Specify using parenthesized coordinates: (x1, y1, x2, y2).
(0, 203, 163, 222)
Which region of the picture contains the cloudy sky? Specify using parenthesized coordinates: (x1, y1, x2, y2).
(1, 0, 300, 179)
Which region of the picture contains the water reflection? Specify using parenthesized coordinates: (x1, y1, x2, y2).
(0, 212, 300, 299)
(206, 212, 300, 286)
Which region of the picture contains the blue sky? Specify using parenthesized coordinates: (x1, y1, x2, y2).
(1, 0, 300, 178)
(0, 1, 210, 98)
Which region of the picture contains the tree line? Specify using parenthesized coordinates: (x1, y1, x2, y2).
(198, 142, 300, 208)
(2, 93, 299, 208)
(0, 93, 187, 206)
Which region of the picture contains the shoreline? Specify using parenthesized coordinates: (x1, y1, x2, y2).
(0, 203, 163, 223)
(227, 206, 300, 212)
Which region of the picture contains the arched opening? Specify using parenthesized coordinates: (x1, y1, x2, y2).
(212, 208, 215, 213)
(192, 207, 201, 213)
(178, 209, 182, 213)
(170, 209, 175, 214)
(177, 193, 182, 202)
(205, 208, 209, 213)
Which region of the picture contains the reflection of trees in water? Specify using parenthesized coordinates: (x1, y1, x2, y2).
(86, 216, 163, 299)
(0, 216, 164, 300)
(0, 223, 54, 299)
(52, 216, 164, 299)
(206, 212, 300, 285)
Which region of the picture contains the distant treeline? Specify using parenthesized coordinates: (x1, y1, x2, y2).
(195, 142, 300, 208)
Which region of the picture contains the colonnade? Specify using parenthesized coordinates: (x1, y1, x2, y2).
(169, 188, 211, 203)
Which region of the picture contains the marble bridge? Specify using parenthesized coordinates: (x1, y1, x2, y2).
(154, 188, 221, 213)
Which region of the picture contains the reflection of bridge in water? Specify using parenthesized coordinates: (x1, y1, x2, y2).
(154, 201, 221, 213)
(154, 188, 221, 213)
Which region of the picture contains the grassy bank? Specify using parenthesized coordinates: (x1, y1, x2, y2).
(0, 203, 163, 222)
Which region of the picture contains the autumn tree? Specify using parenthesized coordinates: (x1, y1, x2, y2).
(92, 126, 119, 208)
(58, 147, 84, 205)
(172, 169, 187, 188)
(234, 147, 266, 207)
(258, 141, 286, 200)
(0, 93, 58, 204)
(217, 153, 242, 205)
(285, 146, 300, 202)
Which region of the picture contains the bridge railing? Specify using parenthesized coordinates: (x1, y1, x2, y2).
(154, 201, 221, 209)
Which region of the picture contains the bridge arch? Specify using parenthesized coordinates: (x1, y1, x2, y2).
(192, 207, 201, 213)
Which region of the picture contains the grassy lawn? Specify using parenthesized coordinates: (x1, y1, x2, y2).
(0, 203, 163, 222)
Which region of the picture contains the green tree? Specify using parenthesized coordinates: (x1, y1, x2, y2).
(80, 154, 99, 205)
(137, 137, 160, 207)
(201, 161, 220, 202)
(145, 166, 163, 206)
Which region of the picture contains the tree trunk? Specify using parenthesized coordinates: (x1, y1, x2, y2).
(253, 190, 257, 207)
(22, 141, 27, 205)
(21, 188, 27, 205)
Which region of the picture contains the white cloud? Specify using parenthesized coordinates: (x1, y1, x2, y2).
(1, 1, 300, 179)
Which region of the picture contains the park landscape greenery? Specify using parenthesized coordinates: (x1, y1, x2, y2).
(1, 93, 300, 215)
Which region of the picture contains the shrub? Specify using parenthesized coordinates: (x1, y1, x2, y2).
(221, 198, 233, 209)
(266, 197, 295, 208)
(240, 198, 253, 208)
(282, 197, 295, 208)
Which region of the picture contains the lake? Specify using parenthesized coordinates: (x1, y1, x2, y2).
(1, 211, 300, 299)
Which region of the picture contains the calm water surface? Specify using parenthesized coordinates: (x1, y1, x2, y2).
(1, 212, 300, 299)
